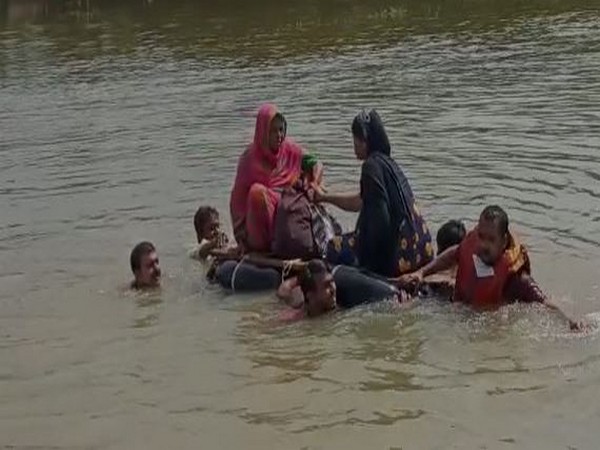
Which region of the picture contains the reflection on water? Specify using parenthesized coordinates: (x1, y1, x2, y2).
(234, 304, 330, 382)
(342, 306, 421, 363)
(1, 0, 600, 448)
(132, 291, 163, 328)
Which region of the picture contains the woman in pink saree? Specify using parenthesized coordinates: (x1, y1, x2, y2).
(230, 104, 321, 252)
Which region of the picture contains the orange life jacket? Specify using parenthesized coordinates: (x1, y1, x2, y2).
(454, 229, 530, 309)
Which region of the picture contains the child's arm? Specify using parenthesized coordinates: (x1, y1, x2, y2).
(219, 232, 229, 248)
(197, 239, 219, 259)
(197, 232, 231, 260)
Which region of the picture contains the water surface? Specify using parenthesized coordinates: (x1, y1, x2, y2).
(1, 0, 600, 448)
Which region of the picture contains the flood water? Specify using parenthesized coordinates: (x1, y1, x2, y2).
(1, 0, 600, 448)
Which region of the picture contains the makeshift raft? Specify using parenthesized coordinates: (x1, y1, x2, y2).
(209, 250, 303, 293)
(209, 249, 454, 293)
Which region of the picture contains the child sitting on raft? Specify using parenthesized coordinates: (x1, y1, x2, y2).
(193, 205, 243, 280)
(399, 205, 582, 330)
(193, 206, 230, 260)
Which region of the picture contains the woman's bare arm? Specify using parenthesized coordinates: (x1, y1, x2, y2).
(318, 191, 362, 212)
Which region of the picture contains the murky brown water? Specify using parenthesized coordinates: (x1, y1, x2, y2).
(1, 0, 600, 448)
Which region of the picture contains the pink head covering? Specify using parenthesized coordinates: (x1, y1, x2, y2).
(230, 103, 304, 246)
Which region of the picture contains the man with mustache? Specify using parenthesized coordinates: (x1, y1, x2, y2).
(130, 241, 161, 290)
(399, 205, 582, 330)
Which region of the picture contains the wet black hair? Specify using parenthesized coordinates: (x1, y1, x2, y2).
(130, 241, 156, 273)
(194, 206, 219, 236)
(480, 205, 509, 236)
(351, 114, 365, 140)
(351, 109, 391, 156)
(436, 220, 467, 254)
(298, 259, 331, 299)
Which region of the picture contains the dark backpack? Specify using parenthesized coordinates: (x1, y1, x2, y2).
(272, 187, 341, 260)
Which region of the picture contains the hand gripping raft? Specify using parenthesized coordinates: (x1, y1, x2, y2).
(210, 250, 305, 293)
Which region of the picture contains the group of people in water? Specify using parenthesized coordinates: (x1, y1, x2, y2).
(128, 103, 582, 330)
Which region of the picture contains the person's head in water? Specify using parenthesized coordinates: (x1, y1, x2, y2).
(436, 220, 466, 255)
(477, 206, 510, 265)
(299, 260, 337, 317)
(351, 109, 391, 160)
(130, 241, 161, 289)
(268, 112, 287, 153)
(194, 206, 220, 244)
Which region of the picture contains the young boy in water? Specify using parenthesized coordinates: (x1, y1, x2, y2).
(416, 219, 467, 297)
(193, 206, 229, 260)
(436, 219, 466, 255)
(399, 205, 582, 330)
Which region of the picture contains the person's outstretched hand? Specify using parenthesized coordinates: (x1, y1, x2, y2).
(397, 270, 424, 294)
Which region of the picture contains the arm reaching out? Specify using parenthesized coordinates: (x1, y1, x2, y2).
(545, 300, 583, 331)
(306, 156, 361, 212)
(315, 189, 362, 212)
(420, 245, 459, 277)
(505, 274, 583, 331)
(397, 245, 459, 291)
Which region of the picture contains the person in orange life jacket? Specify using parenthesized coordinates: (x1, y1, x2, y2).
(399, 205, 582, 330)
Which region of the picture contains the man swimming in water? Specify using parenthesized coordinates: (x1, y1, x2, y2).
(399, 206, 581, 330)
(130, 241, 161, 289)
(278, 260, 408, 319)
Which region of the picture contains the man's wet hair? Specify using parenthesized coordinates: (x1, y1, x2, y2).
(298, 259, 330, 298)
(436, 220, 466, 254)
(194, 206, 219, 236)
(480, 205, 509, 236)
(130, 241, 156, 273)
